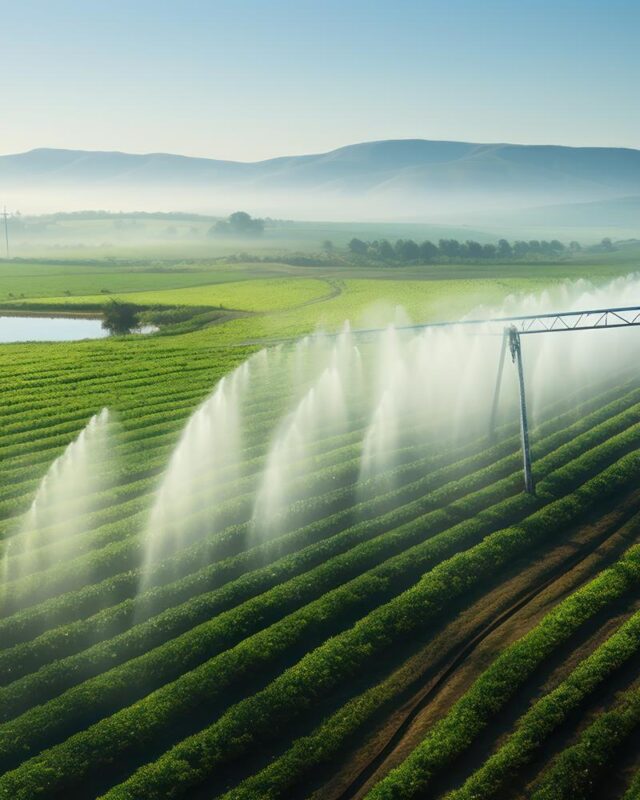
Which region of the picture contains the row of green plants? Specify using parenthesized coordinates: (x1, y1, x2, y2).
(0, 409, 486, 647)
(1, 377, 637, 711)
(365, 541, 640, 798)
(0, 357, 237, 431)
(3, 342, 241, 388)
(529, 685, 640, 799)
(228, 528, 640, 800)
(0, 413, 444, 612)
(0, 376, 209, 435)
(0, 444, 541, 721)
(88, 450, 640, 800)
(1, 361, 632, 533)
(0, 436, 543, 745)
(2, 380, 631, 678)
(0, 351, 255, 453)
(445, 608, 640, 800)
(2, 440, 638, 797)
(624, 768, 640, 799)
(0, 382, 524, 620)
(0, 423, 496, 664)
(1, 412, 360, 586)
(0, 353, 375, 520)
(4, 373, 636, 631)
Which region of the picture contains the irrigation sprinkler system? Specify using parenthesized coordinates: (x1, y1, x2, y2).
(269, 304, 640, 496)
(364, 304, 640, 495)
(480, 306, 640, 494)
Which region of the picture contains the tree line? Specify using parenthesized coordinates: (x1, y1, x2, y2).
(345, 236, 614, 262)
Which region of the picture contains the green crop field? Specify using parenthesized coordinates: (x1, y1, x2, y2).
(1, 250, 640, 800)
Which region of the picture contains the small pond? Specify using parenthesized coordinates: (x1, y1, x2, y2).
(0, 315, 156, 343)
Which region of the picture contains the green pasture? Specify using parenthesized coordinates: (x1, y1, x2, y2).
(2, 266, 633, 347)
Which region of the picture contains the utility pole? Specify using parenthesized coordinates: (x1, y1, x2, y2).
(2, 207, 9, 259)
(508, 326, 535, 494)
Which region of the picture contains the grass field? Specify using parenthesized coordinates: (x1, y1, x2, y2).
(1, 248, 640, 799)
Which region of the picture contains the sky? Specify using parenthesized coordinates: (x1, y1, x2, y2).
(1, 0, 638, 161)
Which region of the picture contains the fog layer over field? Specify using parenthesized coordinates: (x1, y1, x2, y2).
(3, 140, 640, 224)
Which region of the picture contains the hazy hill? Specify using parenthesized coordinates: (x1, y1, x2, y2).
(2, 139, 640, 219)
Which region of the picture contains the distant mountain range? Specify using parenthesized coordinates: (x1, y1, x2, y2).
(2, 139, 640, 222)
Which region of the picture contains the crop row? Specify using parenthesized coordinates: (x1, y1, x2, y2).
(0, 416, 546, 712)
(0, 427, 494, 658)
(230, 522, 640, 800)
(0, 406, 455, 608)
(0, 412, 499, 644)
(2, 376, 632, 661)
(0, 445, 544, 720)
(367, 537, 640, 798)
(445, 607, 640, 800)
(1, 376, 637, 691)
(93, 449, 640, 800)
(6, 368, 638, 620)
(624, 768, 640, 799)
(1, 360, 633, 537)
(2, 369, 532, 606)
(529, 685, 640, 799)
(1, 437, 638, 798)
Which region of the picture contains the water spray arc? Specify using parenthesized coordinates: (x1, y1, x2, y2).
(274, 303, 640, 496)
(136, 285, 640, 590)
(1, 408, 113, 602)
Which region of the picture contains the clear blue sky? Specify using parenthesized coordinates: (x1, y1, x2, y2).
(1, 0, 638, 160)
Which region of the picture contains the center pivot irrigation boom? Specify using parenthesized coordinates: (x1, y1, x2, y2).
(479, 306, 640, 494)
(268, 305, 640, 495)
(385, 305, 640, 495)
(342, 305, 640, 495)
(358, 305, 640, 494)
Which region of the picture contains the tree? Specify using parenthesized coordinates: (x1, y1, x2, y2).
(348, 238, 367, 256)
(438, 239, 462, 258)
(569, 241, 582, 252)
(498, 239, 512, 258)
(230, 211, 264, 235)
(321, 240, 334, 253)
(482, 243, 497, 259)
(378, 239, 394, 260)
(465, 240, 483, 258)
(395, 239, 419, 261)
(209, 211, 264, 237)
(102, 300, 139, 335)
(600, 237, 614, 251)
(419, 240, 438, 262)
